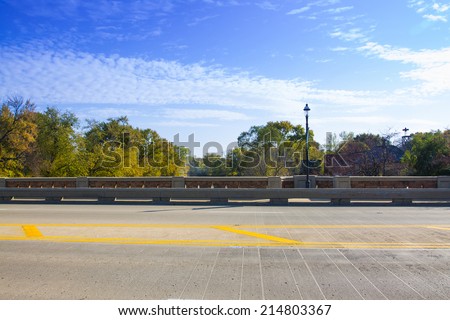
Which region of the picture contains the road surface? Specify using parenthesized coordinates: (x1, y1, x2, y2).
(0, 203, 449, 299)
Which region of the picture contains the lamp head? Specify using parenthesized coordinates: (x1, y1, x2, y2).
(303, 103, 310, 117)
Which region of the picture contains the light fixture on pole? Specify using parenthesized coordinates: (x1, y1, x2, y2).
(303, 104, 310, 188)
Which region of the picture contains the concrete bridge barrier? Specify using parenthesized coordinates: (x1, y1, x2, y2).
(1, 186, 449, 205)
(1, 176, 449, 204)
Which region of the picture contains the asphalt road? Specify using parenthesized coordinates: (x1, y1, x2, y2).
(0, 203, 449, 299)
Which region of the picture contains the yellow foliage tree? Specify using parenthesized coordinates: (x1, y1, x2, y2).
(0, 97, 37, 176)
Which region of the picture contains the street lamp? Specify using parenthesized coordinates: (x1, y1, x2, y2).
(303, 104, 310, 188)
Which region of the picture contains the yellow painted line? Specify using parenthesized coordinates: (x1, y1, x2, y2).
(0, 223, 210, 228)
(236, 224, 443, 229)
(43, 236, 260, 246)
(1, 235, 450, 249)
(0, 235, 268, 247)
(0, 223, 448, 249)
(426, 226, 450, 231)
(213, 226, 301, 244)
(21, 225, 43, 238)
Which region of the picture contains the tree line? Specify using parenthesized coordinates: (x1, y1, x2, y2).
(0, 97, 187, 177)
(1, 97, 449, 177)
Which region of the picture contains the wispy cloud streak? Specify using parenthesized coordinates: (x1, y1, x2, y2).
(0, 45, 422, 115)
(409, 0, 450, 22)
(360, 42, 450, 95)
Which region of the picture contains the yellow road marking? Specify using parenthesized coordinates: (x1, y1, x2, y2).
(0, 223, 449, 248)
(1, 235, 450, 249)
(21, 225, 43, 238)
(1, 223, 209, 228)
(236, 224, 446, 229)
(426, 226, 450, 231)
(213, 226, 301, 244)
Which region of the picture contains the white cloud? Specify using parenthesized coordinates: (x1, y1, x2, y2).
(423, 14, 447, 22)
(433, 3, 450, 12)
(315, 59, 332, 63)
(329, 28, 366, 41)
(324, 6, 353, 14)
(154, 120, 218, 127)
(162, 109, 251, 121)
(359, 42, 450, 95)
(256, 1, 278, 11)
(315, 116, 390, 125)
(331, 47, 349, 52)
(409, 0, 450, 22)
(287, 0, 348, 16)
(409, 0, 427, 12)
(81, 107, 143, 119)
(311, 0, 342, 7)
(202, 0, 243, 7)
(287, 7, 310, 15)
(188, 15, 219, 27)
(0, 46, 329, 109)
(403, 118, 441, 127)
(4, 0, 175, 21)
(0, 45, 436, 128)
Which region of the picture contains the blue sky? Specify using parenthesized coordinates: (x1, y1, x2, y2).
(1, 0, 450, 155)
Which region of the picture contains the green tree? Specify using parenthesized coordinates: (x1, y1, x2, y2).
(28, 107, 86, 176)
(188, 153, 232, 176)
(402, 131, 450, 175)
(0, 97, 37, 176)
(83, 117, 187, 176)
(236, 121, 321, 176)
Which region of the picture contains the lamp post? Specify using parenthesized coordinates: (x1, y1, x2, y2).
(304, 104, 310, 188)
